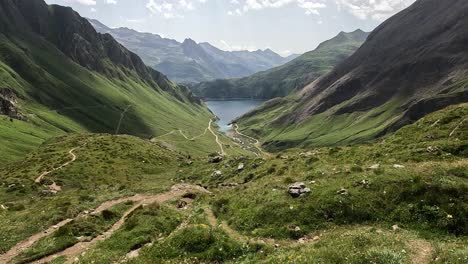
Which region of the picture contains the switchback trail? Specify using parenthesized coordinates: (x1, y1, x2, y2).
(208, 119, 226, 156)
(153, 120, 226, 155)
(0, 184, 209, 264)
(34, 146, 81, 184)
(233, 124, 271, 157)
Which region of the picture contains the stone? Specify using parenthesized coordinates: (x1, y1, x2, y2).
(288, 182, 310, 198)
(393, 164, 405, 168)
(237, 163, 245, 171)
(288, 225, 301, 232)
(177, 200, 188, 209)
(209, 156, 223, 163)
(392, 224, 400, 231)
(213, 170, 223, 177)
(369, 164, 380, 169)
(336, 188, 348, 195)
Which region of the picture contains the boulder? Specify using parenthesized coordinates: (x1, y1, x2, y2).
(288, 182, 310, 198)
(209, 156, 223, 163)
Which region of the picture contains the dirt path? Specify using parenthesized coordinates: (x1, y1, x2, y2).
(233, 124, 271, 157)
(0, 185, 209, 264)
(204, 207, 315, 247)
(409, 239, 434, 264)
(0, 219, 73, 263)
(34, 146, 81, 184)
(208, 119, 226, 156)
(30, 184, 209, 264)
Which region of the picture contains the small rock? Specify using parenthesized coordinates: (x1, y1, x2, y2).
(288, 182, 310, 198)
(0, 204, 7, 210)
(212, 170, 223, 177)
(393, 164, 405, 169)
(369, 164, 380, 170)
(237, 163, 245, 171)
(186, 160, 193, 165)
(427, 146, 437, 153)
(288, 225, 301, 232)
(177, 200, 188, 209)
(336, 188, 348, 195)
(355, 179, 370, 187)
(392, 224, 400, 231)
(209, 156, 223, 163)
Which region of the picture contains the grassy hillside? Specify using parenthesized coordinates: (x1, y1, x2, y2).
(0, 0, 220, 163)
(0, 104, 466, 263)
(190, 30, 368, 99)
(236, 0, 468, 151)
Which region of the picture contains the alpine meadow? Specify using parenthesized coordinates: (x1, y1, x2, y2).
(0, 0, 466, 263)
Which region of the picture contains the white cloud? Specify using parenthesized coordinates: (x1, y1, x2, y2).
(146, 0, 207, 19)
(90, 7, 97, 12)
(227, 0, 414, 20)
(106, 0, 117, 4)
(66, 0, 96, 5)
(336, 0, 415, 20)
(228, 0, 327, 16)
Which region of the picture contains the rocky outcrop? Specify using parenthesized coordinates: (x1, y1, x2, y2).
(0, 88, 24, 120)
(288, 182, 311, 198)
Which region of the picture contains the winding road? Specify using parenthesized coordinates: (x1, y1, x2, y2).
(153, 120, 226, 156)
(233, 124, 271, 157)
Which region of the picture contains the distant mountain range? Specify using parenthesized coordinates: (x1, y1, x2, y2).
(191, 30, 369, 99)
(88, 19, 298, 84)
(238, 0, 468, 151)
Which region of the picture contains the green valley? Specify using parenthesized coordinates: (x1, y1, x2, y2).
(0, 0, 467, 263)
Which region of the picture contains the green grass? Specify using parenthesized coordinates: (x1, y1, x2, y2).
(0, 30, 216, 163)
(0, 104, 466, 262)
(77, 203, 182, 264)
(14, 201, 134, 264)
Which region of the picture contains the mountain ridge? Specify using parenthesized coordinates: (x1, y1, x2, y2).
(88, 18, 296, 83)
(0, 0, 213, 162)
(237, 0, 468, 151)
(190, 29, 368, 99)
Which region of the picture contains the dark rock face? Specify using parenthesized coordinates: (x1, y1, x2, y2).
(0, 0, 200, 104)
(0, 88, 24, 120)
(281, 0, 468, 126)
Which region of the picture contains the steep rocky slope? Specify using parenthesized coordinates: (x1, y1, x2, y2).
(191, 30, 368, 99)
(0, 0, 212, 162)
(238, 0, 468, 151)
(89, 19, 296, 83)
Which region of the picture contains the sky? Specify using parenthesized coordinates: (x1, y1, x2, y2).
(44, 0, 416, 56)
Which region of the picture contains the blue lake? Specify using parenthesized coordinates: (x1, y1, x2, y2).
(205, 100, 265, 132)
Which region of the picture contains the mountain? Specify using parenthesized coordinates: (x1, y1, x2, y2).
(88, 19, 296, 84)
(190, 30, 369, 99)
(237, 0, 468, 151)
(0, 0, 213, 162)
